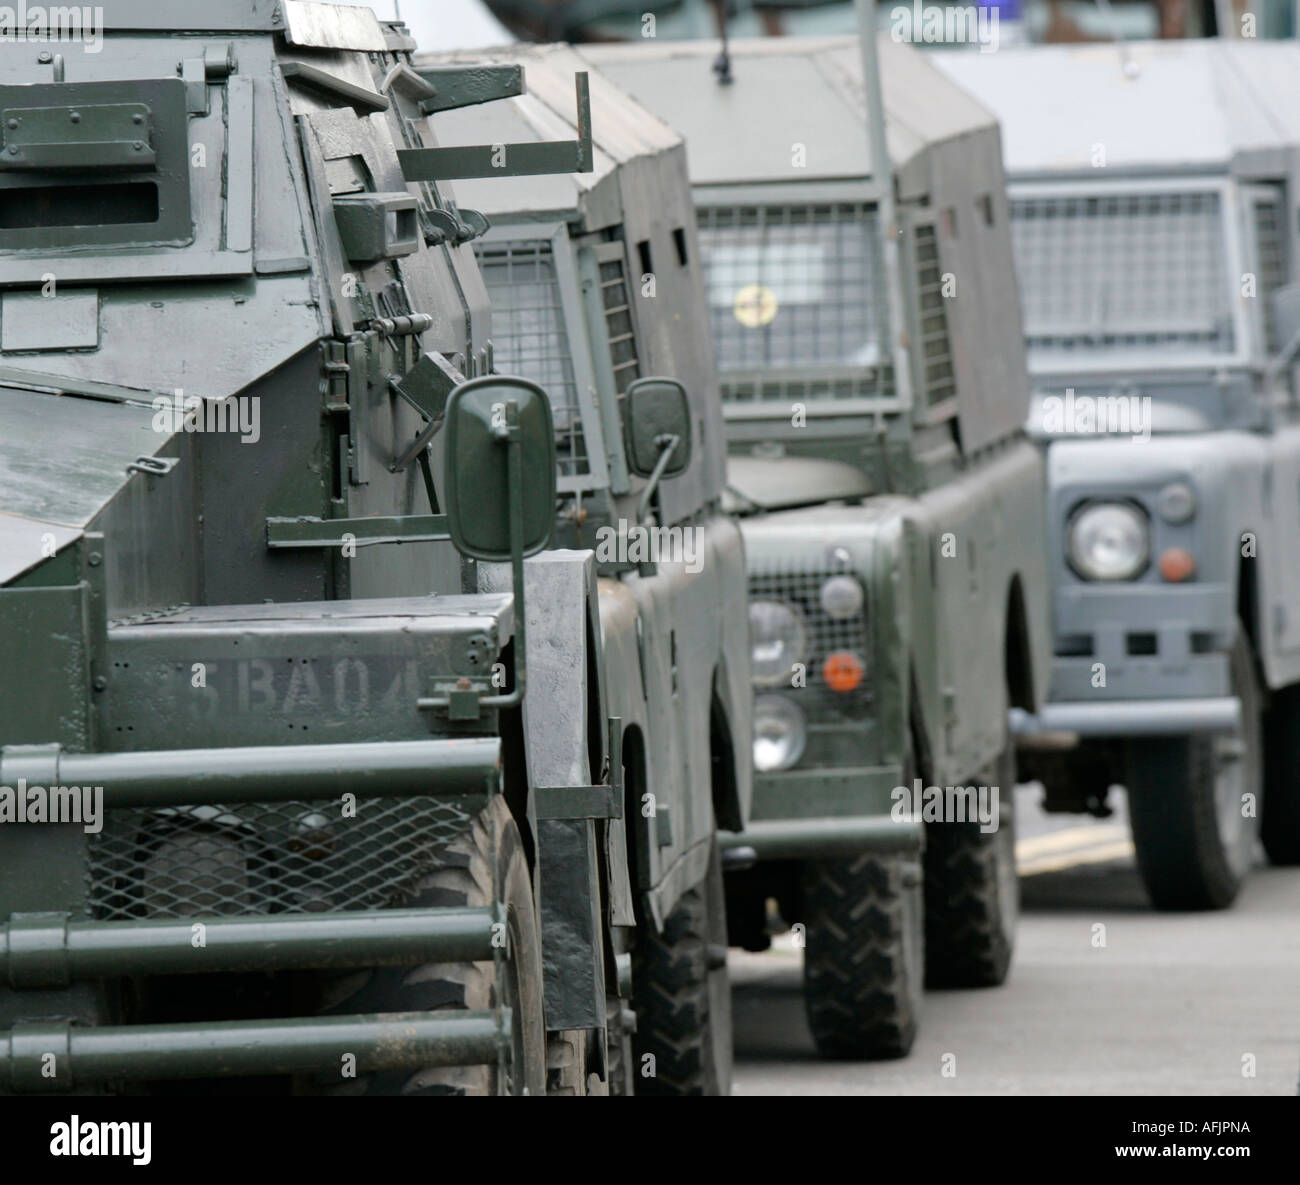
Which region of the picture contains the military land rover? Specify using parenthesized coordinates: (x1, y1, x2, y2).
(418, 41, 753, 1095)
(0, 0, 736, 1096)
(939, 41, 1300, 910)
(585, 36, 1052, 1057)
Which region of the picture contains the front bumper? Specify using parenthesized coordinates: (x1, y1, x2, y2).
(1011, 696, 1241, 738)
(719, 816, 921, 861)
(1016, 643, 1237, 739)
(0, 737, 510, 1092)
(720, 763, 922, 863)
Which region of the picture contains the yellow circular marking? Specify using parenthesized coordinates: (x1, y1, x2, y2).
(734, 283, 778, 328)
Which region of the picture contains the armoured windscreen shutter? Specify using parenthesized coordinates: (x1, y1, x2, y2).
(901, 211, 958, 427)
(595, 243, 641, 394)
(1242, 184, 1288, 357)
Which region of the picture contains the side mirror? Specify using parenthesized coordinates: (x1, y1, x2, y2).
(444, 375, 557, 562)
(1271, 283, 1300, 356)
(622, 377, 693, 480)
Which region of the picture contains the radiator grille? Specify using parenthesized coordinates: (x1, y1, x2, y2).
(749, 564, 870, 718)
(85, 797, 473, 921)
(1010, 191, 1233, 359)
(697, 204, 891, 404)
(477, 239, 589, 476)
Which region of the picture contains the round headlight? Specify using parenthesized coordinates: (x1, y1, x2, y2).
(820, 574, 864, 619)
(1067, 502, 1150, 581)
(749, 600, 809, 686)
(753, 695, 808, 773)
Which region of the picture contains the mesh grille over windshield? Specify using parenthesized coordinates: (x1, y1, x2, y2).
(1010, 191, 1233, 361)
(697, 204, 889, 401)
(478, 240, 589, 477)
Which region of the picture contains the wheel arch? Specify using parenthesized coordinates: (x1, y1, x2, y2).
(709, 663, 745, 834)
(1236, 546, 1262, 662)
(1004, 572, 1035, 713)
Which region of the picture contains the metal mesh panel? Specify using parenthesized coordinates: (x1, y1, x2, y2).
(720, 376, 880, 407)
(85, 797, 473, 920)
(1253, 195, 1287, 354)
(599, 256, 641, 393)
(749, 564, 870, 718)
(697, 204, 891, 404)
(913, 224, 956, 409)
(477, 240, 589, 476)
(1009, 191, 1233, 359)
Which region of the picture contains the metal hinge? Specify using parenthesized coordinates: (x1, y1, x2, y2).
(126, 455, 178, 477)
(534, 718, 625, 820)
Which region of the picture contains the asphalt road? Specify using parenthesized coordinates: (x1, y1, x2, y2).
(730, 785, 1300, 1095)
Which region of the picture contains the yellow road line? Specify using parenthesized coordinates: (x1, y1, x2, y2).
(1016, 825, 1129, 860)
(1018, 839, 1135, 877)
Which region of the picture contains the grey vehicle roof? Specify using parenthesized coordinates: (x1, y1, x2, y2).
(576, 35, 998, 187)
(935, 40, 1300, 178)
(417, 42, 683, 223)
(92, 0, 284, 30)
(95, 0, 385, 43)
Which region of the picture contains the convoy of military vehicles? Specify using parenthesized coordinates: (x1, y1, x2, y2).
(0, 0, 1294, 1096)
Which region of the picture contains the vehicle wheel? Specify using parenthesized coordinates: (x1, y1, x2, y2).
(1124, 624, 1262, 909)
(923, 740, 1019, 988)
(309, 796, 546, 1095)
(631, 837, 732, 1095)
(802, 851, 924, 1059)
(1262, 682, 1300, 864)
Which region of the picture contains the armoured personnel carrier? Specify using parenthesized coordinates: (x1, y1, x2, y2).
(416, 41, 752, 1095)
(939, 41, 1300, 909)
(0, 0, 667, 1096)
(583, 36, 1051, 1058)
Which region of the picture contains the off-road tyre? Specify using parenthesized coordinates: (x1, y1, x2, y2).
(630, 838, 732, 1095)
(802, 851, 923, 1059)
(923, 740, 1019, 988)
(1262, 682, 1300, 865)
(309, 796, 546, 1095)
(1125, 624, 1262, 910)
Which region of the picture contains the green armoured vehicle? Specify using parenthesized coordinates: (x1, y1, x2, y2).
(586, 34, 1052, 1057)
(418, 42, 753, 1095)
(0, 0, 703, 1096)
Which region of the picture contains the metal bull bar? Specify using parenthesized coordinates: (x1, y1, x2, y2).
(0, 737, 511, 1091)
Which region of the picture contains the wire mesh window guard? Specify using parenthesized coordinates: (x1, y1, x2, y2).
(477, 239, 590, 476)
(1010, 191, 1234, 361)
(697, 204, 890, 407)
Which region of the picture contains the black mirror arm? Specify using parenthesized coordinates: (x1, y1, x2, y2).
(475, 405, 528, 710)
(1267, 326, 1300, 395)
(636, 433, 681, 527)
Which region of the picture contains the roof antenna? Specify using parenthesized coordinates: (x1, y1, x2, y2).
(712, 0, 733, 85)
(393, 0, 401, 21)
(1093, 0, 1139, 79)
